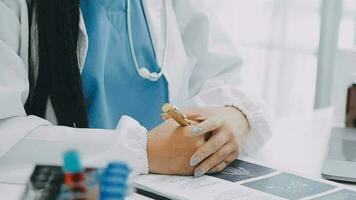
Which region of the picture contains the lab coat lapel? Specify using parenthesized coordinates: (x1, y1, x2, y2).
(141, 0, 165, 68)
(142, 0, 190, 105)
(78, 9, 88, 73)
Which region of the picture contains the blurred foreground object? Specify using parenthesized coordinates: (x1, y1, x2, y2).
(346, 84, 356, 127)
(21, 151, 132, 200)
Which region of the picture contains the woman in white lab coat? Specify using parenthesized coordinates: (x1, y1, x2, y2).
(0, 0, 270, 177)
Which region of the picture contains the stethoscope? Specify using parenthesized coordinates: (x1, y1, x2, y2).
(127, 0, 169, 82)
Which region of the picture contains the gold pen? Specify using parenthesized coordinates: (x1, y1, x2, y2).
(162, 103, 191, 126)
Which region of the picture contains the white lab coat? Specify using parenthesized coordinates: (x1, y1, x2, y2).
(0, 0, 271, 174)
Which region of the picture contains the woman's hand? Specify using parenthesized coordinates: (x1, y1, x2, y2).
(189, 107, 250, 177)
(147, 118, 207, 175)
(163, 106, 250, 177)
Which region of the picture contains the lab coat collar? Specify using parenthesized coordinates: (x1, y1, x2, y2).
(141, 0, 165, 69)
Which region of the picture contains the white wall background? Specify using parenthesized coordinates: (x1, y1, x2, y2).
(330, 0, 356, 125)
(213, 0, 356, 123)
(215, 0, 321, 118)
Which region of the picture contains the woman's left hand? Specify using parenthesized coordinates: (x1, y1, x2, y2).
(163, 106, 250, 177)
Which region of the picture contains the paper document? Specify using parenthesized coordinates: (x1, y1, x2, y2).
(134, 159, 356, 200)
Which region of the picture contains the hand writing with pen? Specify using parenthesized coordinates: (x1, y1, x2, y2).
(147, 106, 250, 177)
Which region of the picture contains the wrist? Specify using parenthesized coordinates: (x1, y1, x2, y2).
(225, 105, 250, 128)
(147, 130, 158, 173)
(225, 106, 250, 149)
(147, 129, 170, 174)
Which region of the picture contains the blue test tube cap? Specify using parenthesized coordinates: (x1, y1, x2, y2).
(107, 162, 130, 174)
(100, 162, 131, 200)
(63, 150, 83, 173)
(107, 162, 131, 171)
(101, 163, 130, 184)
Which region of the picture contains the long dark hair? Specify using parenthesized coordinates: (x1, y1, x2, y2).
(25, 0, 88, 128)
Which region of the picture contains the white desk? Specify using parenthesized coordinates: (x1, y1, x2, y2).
(254, 108, 356, 190)
(1, 108, 355, 199)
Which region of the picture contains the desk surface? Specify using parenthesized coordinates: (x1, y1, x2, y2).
(1, 108, 355, 199)
(255, 108, 356, 191)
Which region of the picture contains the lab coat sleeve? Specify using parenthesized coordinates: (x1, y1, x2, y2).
(0, 0, 149, 174)
(172, 0, 271, 156)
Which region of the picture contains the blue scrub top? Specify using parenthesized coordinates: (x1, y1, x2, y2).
(81, 0, 168, 130)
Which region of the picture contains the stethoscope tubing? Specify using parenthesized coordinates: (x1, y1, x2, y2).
(127, 0, 169, 81)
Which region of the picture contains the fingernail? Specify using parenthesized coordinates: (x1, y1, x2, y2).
(194, 168, 205, 177)
(192, 126, 203, 135)
(190, 156, 200, 166)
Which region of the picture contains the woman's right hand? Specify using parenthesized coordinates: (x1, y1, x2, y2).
(147, 119, 207, 175)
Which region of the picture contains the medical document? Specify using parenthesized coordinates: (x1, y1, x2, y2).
(134, 159, 356, 200)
